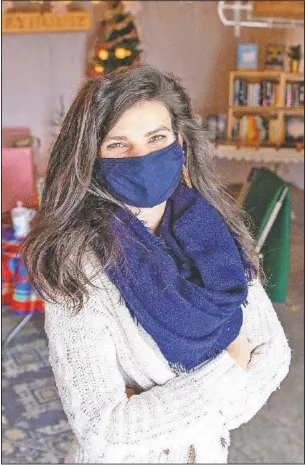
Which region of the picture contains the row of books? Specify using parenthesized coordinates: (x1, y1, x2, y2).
(231, 115, 271, 143)
(286, 83, 304, 107)
(233, 79, 278, 106)
(231, 115, 304, 144)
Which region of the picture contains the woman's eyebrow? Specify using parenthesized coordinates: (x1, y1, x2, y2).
(104, 135, 128, 142)
(145, 126, 171, 137)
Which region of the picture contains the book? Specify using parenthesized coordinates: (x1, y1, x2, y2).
(237, 44, 258, 69)
(285, 82, 304, 107)
(300, 84, 304, 105)
(265, 44, 285, 70)
(233, 79, 240, 105)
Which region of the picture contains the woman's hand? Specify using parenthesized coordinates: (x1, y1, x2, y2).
(126, 388, 137, 398)
(227, 333, 253, 371)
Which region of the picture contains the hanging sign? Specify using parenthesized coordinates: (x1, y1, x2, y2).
(2, 11, 92, 34)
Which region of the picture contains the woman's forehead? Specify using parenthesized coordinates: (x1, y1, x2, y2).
(107, 101, 172, 137)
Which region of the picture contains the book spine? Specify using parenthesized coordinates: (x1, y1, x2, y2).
(232, 117, 240, 140)
(239, 80, 248, 106)
(255, 83, 260, 105)
(286, 83, 292, 107)
(240, 116, 247, 140)
(259, 81, 262, 106)
(238, 80, 243, 105)
(234, 79, 240, 105)
(249, 83, 254, 106)
(264, 81, 269, 106)
(245, 80, 248, 106)
(271, 82, 276, 105)
(291, 84, 295, 106)
(296, 84, 301, 107)
(300, 83, 304, 106)
(261, 80, 269, 106)
(265, 81, 269, 106)
(294, 83, 300, 107)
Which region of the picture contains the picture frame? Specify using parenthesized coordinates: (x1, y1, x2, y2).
(237, 43, 258, 70)
(284, 116, 304, 144)
(265, 44, 286, 70)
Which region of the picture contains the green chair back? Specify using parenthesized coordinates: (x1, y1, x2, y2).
(243, 168, 291, 303)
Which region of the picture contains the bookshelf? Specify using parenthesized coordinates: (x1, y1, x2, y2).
(227, 70, 304, 147)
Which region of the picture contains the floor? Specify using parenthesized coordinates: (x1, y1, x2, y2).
(2, 187, 304, 464)
(229, 186, 304, 464)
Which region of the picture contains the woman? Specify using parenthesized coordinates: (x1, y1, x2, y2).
(23, 66, 291, 464)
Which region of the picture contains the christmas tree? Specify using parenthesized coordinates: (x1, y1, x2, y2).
(87, 0, 141, 77)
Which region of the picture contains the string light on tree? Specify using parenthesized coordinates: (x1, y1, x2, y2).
(94, 64, 105, 74)
(115, 47, 132, 59)
(97, 48, 109, 61)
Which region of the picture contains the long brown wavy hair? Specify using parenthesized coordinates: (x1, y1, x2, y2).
(22, 65, 259, 309)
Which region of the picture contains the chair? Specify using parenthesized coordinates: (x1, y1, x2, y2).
(242, 167, 291, 304)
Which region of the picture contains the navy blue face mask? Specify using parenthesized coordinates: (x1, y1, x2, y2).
(95, 140, 185, 208)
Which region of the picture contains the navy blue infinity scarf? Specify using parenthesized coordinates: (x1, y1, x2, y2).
(107, 181, 252, 372)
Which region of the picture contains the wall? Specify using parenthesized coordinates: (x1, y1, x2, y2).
(133, 1, 304, 188)
(2, 1, 304, 186)
(2, 32, 88, 175)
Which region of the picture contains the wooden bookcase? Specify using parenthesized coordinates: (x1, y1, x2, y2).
(227, 70, 304, 147)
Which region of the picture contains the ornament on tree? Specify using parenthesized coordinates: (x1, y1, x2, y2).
(87, 0, 142, 77)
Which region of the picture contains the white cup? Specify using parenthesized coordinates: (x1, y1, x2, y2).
(11, 201, 36, 238)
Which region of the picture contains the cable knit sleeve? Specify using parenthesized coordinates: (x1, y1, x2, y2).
(218, 279, 291, 430)
(45, 289, 246, 457)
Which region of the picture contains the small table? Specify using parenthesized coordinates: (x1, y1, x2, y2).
(2, 225, 44, 347)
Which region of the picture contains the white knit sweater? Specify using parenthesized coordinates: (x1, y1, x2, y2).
(45, 255, 291, 464)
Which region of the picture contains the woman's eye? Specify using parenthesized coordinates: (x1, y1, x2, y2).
(149, 134, 166, 143)
(107, 142, 125, 150)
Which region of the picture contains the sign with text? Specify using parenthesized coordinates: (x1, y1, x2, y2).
(2, 11, 92, 34)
